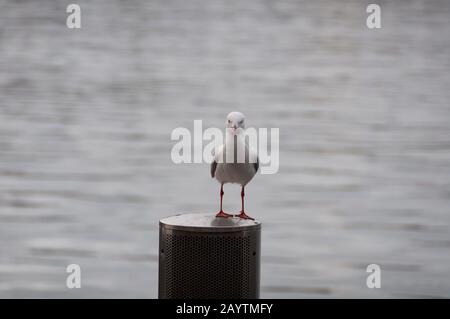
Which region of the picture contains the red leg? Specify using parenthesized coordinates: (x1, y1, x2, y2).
(216, 184, 232, 218)
(235, 186, 254, 220)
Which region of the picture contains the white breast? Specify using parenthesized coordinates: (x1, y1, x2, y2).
(213, 135, 258, 186)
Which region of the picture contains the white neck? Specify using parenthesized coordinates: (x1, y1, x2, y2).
(225, 130, 244, 143)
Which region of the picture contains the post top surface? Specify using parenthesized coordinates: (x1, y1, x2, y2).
(160, 213, 261, 232)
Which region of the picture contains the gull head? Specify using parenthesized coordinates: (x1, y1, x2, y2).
(226, 111, 245, 136)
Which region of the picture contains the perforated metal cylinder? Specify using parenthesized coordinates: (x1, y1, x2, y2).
(159, 214, 261, 299)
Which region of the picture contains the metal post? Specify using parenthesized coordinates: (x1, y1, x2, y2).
(158, 214, 261, 299)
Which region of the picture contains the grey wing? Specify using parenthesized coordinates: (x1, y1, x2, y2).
(211, 160, 217, 178)
(253, 157, 259, 174)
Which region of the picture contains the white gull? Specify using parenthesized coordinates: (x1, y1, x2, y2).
(211, 112, 258, 220)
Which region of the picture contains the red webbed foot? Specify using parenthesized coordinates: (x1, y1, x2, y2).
(215, 211, 233, 218)
(235, 211, 255, 220)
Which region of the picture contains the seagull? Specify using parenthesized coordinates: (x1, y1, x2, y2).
(211, 112, 259, 220)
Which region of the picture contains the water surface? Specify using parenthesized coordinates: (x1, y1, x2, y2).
(1, 0, 450, 298)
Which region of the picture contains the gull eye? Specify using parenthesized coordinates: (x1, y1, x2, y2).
(228, 120, 231, 123)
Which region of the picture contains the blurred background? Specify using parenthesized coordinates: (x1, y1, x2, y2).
(1, 0, 450, 298)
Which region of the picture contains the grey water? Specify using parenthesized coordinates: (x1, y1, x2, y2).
(1, 0, 450, 298)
